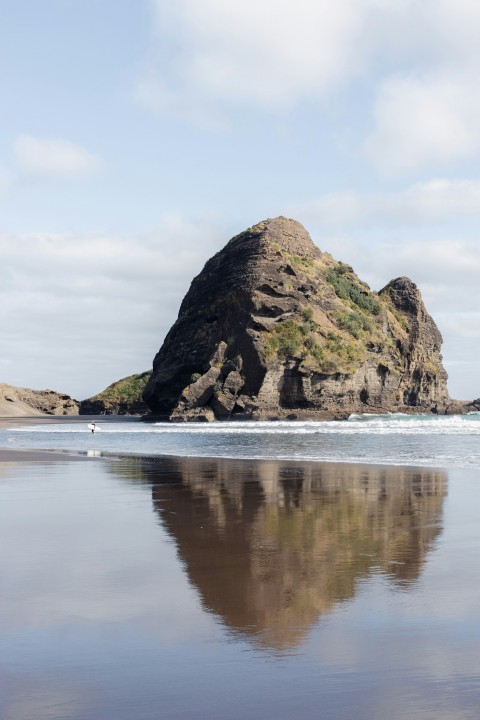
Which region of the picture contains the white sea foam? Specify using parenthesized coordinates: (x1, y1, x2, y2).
(11, 414, 480, 436)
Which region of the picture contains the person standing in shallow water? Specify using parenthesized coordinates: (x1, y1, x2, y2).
(91, 422, 96, 433)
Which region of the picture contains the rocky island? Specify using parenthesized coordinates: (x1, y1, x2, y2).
(143, 216, 460, 421)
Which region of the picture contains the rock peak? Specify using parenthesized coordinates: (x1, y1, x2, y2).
(380, 276, 424, 318)
(227, 216, 321, 260)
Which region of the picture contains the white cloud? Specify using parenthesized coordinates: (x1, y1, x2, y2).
(0, 216, 224, 399)
(139, 0, 480, 173)
(371, 239, 480, 289)
(365, 74, 480, 173)
(141, 0, 376, 115)
(294, 179, 480, 229)
(429, 0, 480, 65)
(14, 135, 102, 179)
(362, 2, 480, 173)
(141, 0, 480, 116)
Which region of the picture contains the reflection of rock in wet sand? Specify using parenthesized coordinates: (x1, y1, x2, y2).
(118, 457, 447, 650)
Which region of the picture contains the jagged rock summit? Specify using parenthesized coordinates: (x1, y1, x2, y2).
(143, 217, 453, 421)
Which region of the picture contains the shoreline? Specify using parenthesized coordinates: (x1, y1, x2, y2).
(0, 445, 448, 475)
(0, 447, 93, 462)
(0, 447, 453, 482)
(0, 414, 141, 428)
(0, 413, 471, 472)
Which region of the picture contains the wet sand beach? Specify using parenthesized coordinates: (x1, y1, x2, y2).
(0, 416, 479, 719)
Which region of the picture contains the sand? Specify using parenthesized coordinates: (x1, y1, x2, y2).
(0, 447, 89, 462)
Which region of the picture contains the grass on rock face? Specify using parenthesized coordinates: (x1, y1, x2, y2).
(335, 310, 373, 338)
(326, 264, 380, 315)
(254, 248, 422, 376)
(90, 371, 151, 404)
(261, 311, 368, 375)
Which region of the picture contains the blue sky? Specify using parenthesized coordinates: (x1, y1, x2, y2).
(1, 0, 480, 401)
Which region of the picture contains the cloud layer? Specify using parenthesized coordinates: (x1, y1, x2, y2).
(0, 217, 223, 399)
(365, 73, 480, 173)
(14, 136, 102, 179)
(294, 179, 480, 229)
(140, 0, 480, 173)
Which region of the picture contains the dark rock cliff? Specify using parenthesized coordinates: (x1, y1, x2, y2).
(143, 217, 453, 421)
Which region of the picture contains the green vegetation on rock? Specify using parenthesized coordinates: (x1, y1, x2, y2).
(261, 310, 367, 375)
(90, 371, 151, 405)
(335, 310, 373, 338)
(326, 264, 380, 315)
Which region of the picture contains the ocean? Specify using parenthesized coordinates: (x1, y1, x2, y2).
(1, 414, 480, 719)
(3, 412, 480, 468)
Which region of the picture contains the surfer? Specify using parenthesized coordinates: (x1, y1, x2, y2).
(90, 422, 96, 434)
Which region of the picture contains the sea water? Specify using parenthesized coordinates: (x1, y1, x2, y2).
(0, 452, 479, 719)
(2, 416, 480, 718)
(3, 412, 480, 468)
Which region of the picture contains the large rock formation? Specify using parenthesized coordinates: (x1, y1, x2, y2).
(0, 384, 79, 416)
(143, 217, 454, 421)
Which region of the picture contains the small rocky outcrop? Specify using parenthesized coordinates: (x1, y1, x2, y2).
(79, 371, 151, 415)
(0, 384, 79, 416)
(143, 217, 453, 421)
(79, 370, 152, 415)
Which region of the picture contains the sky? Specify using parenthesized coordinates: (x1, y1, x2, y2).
(1, 0, 480, 401)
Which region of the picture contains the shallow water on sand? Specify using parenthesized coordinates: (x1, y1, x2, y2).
(0, 454, 479, 719)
